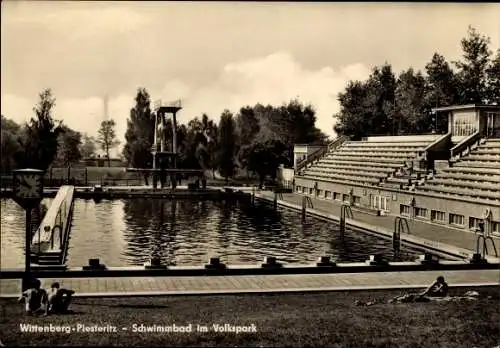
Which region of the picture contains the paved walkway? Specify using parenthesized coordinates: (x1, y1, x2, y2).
(1, 270, 498, 297)
(259, 192, 500, 254)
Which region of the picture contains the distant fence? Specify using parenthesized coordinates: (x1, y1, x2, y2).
(0, 168, 284, 190)
(0, 167, 145, 189)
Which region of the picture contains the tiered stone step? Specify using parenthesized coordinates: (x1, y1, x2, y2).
(302, 172, 381, 185)
(453, 161, 500, 170)
(418, 184, 499, 201)
(306, 166, 388, 179)
(416, 138, 500, 201)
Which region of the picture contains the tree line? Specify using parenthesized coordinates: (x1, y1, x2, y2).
(334, 26, 500, 140)
(1, 88, 326, 186)
(2, 26, 497, 183)
(0, 89, 121, 175)
(123, 88, 327, 184)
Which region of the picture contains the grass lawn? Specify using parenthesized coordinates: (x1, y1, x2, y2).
(1, 287, 499, 347)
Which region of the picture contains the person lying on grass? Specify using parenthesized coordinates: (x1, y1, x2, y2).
(355, 276, 450, 306)
(47, 282, 75, 314)
(390, 276, 449, 303)
(18, 278, 48, 315)
(392, 276, 448, 302)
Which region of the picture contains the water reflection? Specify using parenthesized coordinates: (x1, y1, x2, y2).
(0, 198, 53, 268)
(1, 198, 422, 269)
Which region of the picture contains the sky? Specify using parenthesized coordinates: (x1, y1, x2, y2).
(2, 1, 499, 154)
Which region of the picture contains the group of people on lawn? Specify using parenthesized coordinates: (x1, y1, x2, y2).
(17, 276, 449, 314)
(18, 278, 74, 316)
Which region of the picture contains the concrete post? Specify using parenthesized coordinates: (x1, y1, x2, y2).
(172, 111, 177, 157)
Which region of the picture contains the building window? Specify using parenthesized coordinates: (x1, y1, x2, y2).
(486, 112, 499, 137)
(453, 114, 476, 137)
(309, 188, 313, 195)
(318, 189, 324, 198)
(492, 221, 500, 235)
(295, 186, 301, 193)
(415, 207, 428, 219)
(449, 213, 465, 226)
(371, 195, 388, 211)
(334, 192, 341, 201)
(469, 217, 482, 230)
(342, 194, 349, 202)
(431, 210, 446, 223)
(400, 205, 410, 216)
(353, 196, 361, 206)
(325, 191, 332, 199)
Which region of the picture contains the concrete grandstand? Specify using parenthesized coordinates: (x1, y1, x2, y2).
(294, 104, 500, 237)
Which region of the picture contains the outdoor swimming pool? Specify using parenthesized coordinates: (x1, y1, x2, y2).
(1, 198, 425, 269)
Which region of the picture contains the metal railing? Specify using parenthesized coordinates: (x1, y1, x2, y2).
(31, 186, 73, 255)
(450, 132, 481, 162)
(296, 135, 350, 173)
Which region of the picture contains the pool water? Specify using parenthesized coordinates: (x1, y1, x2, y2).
(1, 198, 424, 268)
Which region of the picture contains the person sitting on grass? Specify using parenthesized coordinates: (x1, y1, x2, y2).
(390, 276, 449, 303)
(18, 279, 48, 315)
(421, 276, 449, 298)
(47, 282, 75, 314)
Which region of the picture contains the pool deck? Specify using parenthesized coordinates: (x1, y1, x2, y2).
(255, 191, 500, 258)
(2, 187, 499, 298)
(1, 270, 498, 298)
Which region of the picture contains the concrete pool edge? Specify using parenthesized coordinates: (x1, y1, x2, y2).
(1, 283, 498, 299)
(1, 261, 499, 279)
(253, 193, 499, 263)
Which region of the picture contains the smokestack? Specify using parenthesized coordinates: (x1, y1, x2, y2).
(103, 95, 109, 121)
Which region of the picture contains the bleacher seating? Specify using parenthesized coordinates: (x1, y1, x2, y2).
(417, 139, 500, 202)
(298, 135, 439, 188)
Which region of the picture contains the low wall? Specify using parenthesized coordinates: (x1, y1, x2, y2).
(31, 186, 74, 253)
(255, 192, 485, 261)
(294, 177, 500, 236)
(365, 134, 441, 143)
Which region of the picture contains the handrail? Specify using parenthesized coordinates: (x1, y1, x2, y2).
(31, 186, 74, 254)
(420, 133, 452, 160)
(450, 131, 481, 162)
(296, 135, 349, 172)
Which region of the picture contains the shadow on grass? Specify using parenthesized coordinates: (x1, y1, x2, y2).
(78, 303, 169, 309)
(49, 310, 85, 316)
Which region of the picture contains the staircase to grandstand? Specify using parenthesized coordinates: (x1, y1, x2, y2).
(297, 135, 441, 190)
(417, 138, 500, 203)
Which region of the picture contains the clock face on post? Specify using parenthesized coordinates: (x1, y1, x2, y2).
(13, 173, 43, 200)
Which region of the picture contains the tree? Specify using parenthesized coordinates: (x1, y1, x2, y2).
(425, 53, 460, 107)
(123, 88, 155, 182)
(79, 134, 97, 159)
(236, 107, 260, 177)
(394, 68, 427, 134)
(333, 63, 397, 140)
(250, 100, 327, 167)
(454, 26, 492, 104)
(0, 115, 24, 173)
(197, 114, 218, 175)
(486, 49, 500, 105)
(366, 63, 397, 136)
(55, 126, 82, 167)
(97, 119, 120, 167)
(333, 80, 372, 140)
(23, 89, 62, 170)
(216, 110, 237, 183)
(246, 137, 287, 188)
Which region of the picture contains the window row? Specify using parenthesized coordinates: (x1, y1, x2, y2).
(295, 186, 360, 205)
(399, 205, 499, 234)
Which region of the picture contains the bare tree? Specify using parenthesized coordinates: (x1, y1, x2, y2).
(97, 119, 120, 167)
